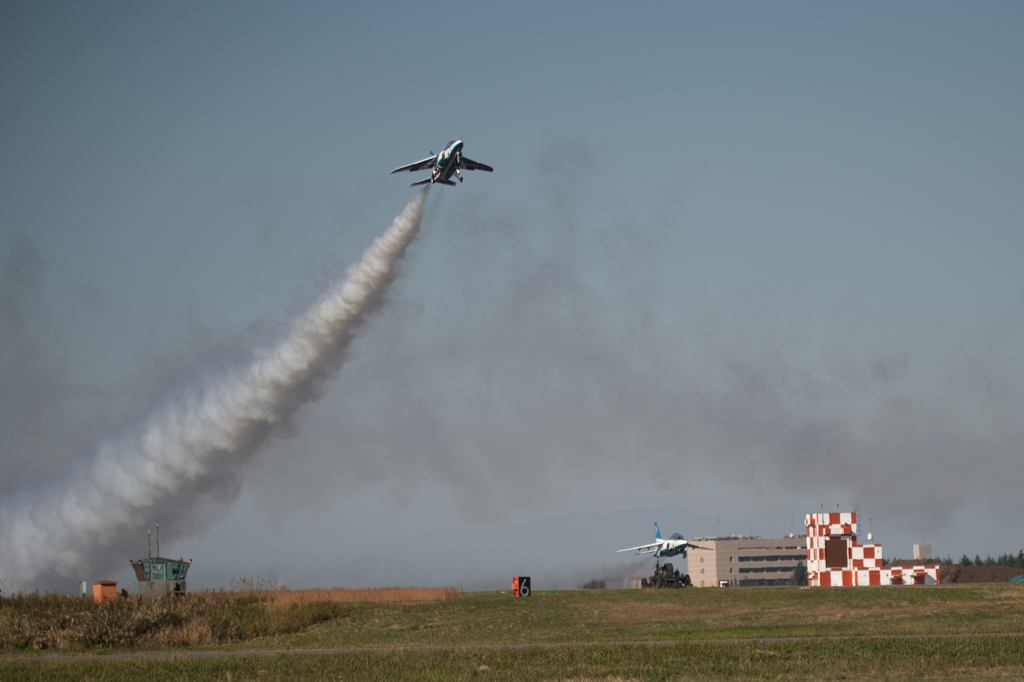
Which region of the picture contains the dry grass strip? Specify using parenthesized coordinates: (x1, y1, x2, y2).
(264, 586, 464, 609)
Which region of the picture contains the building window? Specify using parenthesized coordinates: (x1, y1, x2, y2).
(825, 539, 848, 569)
(700, 558, 704, 563)
(729, 568, 733, 573)
(729, 557, 733, 562)
(739, 566, 798, 574)
(701, 569, 705, 574)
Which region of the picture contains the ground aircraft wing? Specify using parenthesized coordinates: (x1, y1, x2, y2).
(460, 157, 493, 172)
(391, 156, 437, 174)
(617, 542, 664, 555)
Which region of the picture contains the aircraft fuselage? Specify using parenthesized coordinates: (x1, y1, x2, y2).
(390, 139, 493, 187)
(431, 140, 464, 184)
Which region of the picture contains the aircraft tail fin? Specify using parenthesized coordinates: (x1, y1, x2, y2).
(410, 178, 433, 187)
(655, 521, 661, 539)
(438, 179, 457, 186)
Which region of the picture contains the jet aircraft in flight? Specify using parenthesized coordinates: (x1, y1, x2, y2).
(617, 522, 709, 559)
(390, 139, 493, 186)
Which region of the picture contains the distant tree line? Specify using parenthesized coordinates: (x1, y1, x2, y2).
(950, 550, 1024, 567)
(578, 578, 606, 590)
(879, 552, 1024, 567)
(789, 563, 807, 586)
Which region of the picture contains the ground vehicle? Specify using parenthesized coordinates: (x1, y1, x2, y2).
(641, 561, 692, 588)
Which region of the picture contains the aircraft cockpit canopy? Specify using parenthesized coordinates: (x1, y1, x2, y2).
(670, 533, 685, 540)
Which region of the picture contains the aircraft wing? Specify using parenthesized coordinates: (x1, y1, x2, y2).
(461, 157, 494, 172)
(391, 156, 437, 174)
(617, 542, 663, 555)
(686, 543, 711, 552)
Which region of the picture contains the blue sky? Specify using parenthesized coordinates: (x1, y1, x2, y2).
(2, 2, 1023, 589)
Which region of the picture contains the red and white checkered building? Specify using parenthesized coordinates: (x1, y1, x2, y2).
(805, 512, 939, 586)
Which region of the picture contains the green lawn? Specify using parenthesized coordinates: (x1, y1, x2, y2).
(5, 637, 1024, 681)
(227, 583, 1024, 651)
(4, 584, 1024, 680)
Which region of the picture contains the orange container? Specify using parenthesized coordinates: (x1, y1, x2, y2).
(92, 581, 118, 604)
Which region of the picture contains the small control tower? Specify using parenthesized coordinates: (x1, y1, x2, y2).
(130, 524, 193, 600)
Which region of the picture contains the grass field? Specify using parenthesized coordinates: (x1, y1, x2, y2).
(3, 584, 1024, 680)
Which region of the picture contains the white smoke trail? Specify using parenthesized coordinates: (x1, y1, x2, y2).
(0, 189, 429, 583)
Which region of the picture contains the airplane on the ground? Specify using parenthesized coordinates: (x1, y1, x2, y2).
(617, 522, 709, 559)
(390, 139, 493, 186)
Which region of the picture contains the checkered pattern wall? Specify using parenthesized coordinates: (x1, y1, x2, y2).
(805, 511, 939, 587)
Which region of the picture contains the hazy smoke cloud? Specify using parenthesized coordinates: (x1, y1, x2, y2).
(246, 151, 1024, 554)
(2, 146, 1021, 591)
(1, 235, 44, 330)
(0, 236, 122, 495)
(0, 190, 428, 583)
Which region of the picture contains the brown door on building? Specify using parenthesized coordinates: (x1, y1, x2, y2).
(824, 539, 848, 569)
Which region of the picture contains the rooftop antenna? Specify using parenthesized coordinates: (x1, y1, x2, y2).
(749, 514, 752, 536)
(156, 522, 160, 558)
(716, 515, 720, 537)
(148, 527, 152, 558)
